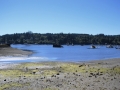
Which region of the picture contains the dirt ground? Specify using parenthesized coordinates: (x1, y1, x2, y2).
(0, 58, 120, 90)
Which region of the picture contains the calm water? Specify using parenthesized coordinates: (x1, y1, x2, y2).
(0, 44, 120, 63)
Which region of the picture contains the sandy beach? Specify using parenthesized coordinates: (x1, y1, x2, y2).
(0, 47, 33, 57)
(0, 48, 120, 90)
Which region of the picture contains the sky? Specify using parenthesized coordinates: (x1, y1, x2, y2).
(0, 0, 120, 35)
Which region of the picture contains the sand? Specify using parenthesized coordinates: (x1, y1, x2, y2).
(0, 47, 33, 57)
(0, 47, 120, 90)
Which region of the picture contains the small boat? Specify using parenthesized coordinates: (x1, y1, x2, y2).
(115, 47, 120, 49)
(91, 45, 96, 49)
(53, 44, 63, 48)
(115, 45, 120, 49)
(106, 45, 113, 48)
(88, 45, 98, 49)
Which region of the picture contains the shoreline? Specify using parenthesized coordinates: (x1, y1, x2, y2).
(0, 47, 33, 57)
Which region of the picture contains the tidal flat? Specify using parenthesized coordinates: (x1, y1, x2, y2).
(0, 59, 120, 90)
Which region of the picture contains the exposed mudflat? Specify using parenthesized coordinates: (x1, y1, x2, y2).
(0, 47, 33, 57)
(0, 59, 120, 90)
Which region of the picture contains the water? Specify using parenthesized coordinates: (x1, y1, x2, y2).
(0, 44, 120, 63)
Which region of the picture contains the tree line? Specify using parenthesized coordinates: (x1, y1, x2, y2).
(0, 32, 120, 45)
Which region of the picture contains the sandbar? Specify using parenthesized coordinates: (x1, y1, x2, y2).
(0, 47, 33, 57)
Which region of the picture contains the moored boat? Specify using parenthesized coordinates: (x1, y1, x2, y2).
(106, 45, 113, 48)
(115, 45, 120, 49)
(88, 45, 98, 49)
(53, 44, 63, 48)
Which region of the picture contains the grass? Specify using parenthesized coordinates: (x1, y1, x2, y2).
(57, 63, 120, 74)
(0, 82, 29, 90)
(113, 67, 120, 74)
(0, 69, 26, 77)
(42, 70, 58, 76)
(0, 62, 120, 90)
(0, 69, 41, 78)
(60, 63, 86, 73)
(0, 63, 120, 78)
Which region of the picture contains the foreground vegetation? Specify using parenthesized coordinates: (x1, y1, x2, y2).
(0, 31, 120, 45)
(0, 60, 120, 90)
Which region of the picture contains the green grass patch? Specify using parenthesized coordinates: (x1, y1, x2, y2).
(0, 69, 41, 77)
(44, 87, 59, 90)
(0, 82, 29, 90)
(60, 63, 86, 73)
(42, 70, 58, 76)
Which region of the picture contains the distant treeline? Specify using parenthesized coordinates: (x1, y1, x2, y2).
(0, 31, 120, 45)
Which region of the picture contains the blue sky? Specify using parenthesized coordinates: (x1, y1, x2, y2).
(0, 0, 120, 35)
